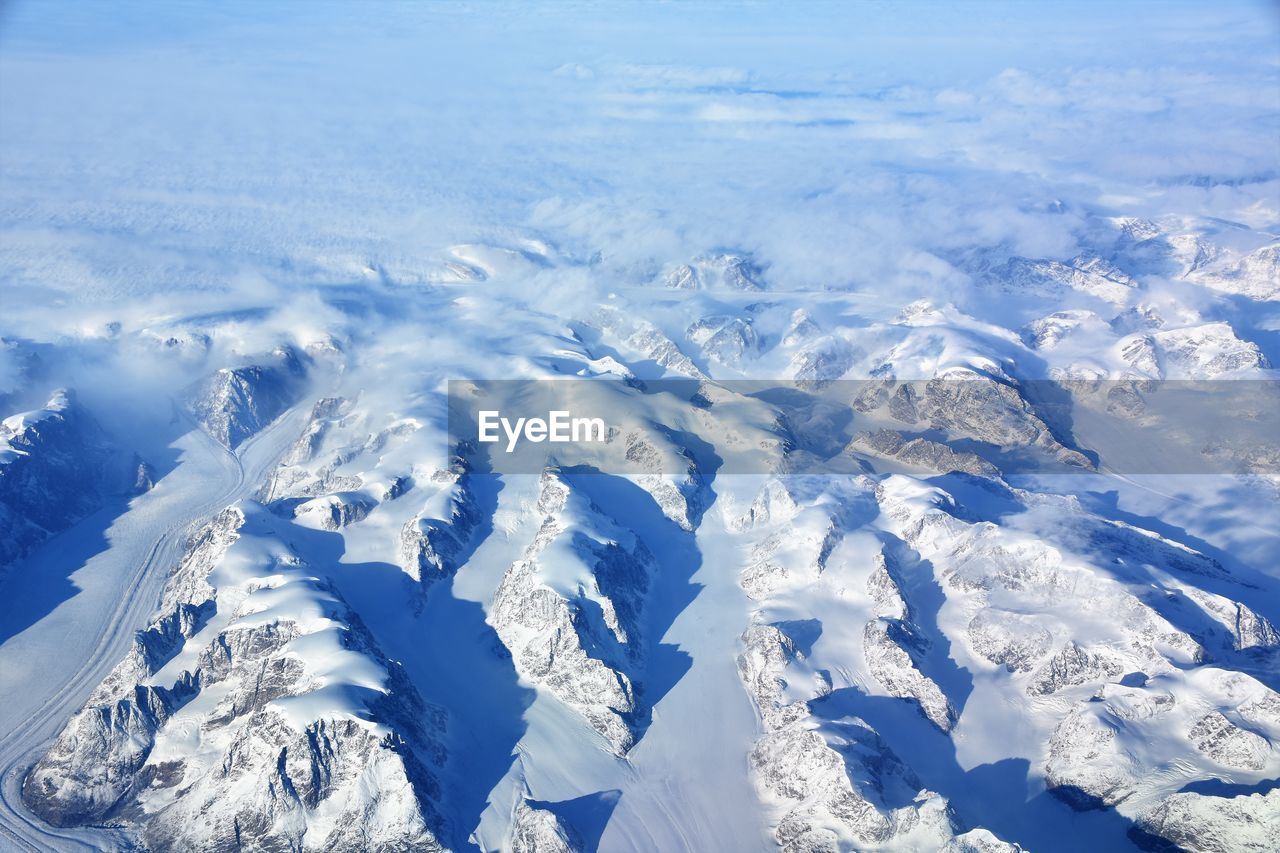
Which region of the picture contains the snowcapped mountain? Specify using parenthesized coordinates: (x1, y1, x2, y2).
(0, 389, 118, 568)
(1, 3, 1278, 853)
(186, 347, 309, 450)
(24, 502, 451, 850)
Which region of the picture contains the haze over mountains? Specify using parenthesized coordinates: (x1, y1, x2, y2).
(1, 2, 1278, 851)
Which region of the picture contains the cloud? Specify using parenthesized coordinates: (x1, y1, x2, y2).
(0, 0, 1275, 324)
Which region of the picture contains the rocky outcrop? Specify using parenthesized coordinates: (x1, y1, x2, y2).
(129, 455, 156, 495)
(591, 305, 707, 379)
(967, 608, 1053, 673)
(737, 611, 1009, 850)
(623, 431, 707, 532)
(850, 429, 999, 477)
(1187, 241, 1280, 301)
(873, 475, 1247, 819)
(0, 388, 114, 568)
(1119, 323, 1270, 379)
(686, 315, 763, 366)
(782, 309, 821, 346)
(861, 549, 955, 731)
(1183, 588, 1280, 651)
(23, 503, 449, 851)
(1045, 704, 1137, 809)
(187, 346, 306, 448)
(740, 508, 841, 600)
(138, 712, 446, 853)
(1023, 310, 1105, 350)
(510, 799, 586, 853)
(1027, 641, 1125, 697)
(282, 396, 347, 466)
(984, 254, 1137, 304)
(731, 476, 1020, 850)
(1188, 711, 1270, 770)
(663, 252, 765, 291)
(863, 618, 955, 731)
(882, 375, 1091, 468)
(399, 459, 483, 588)
(490, 468, 655, 754)
(1134, 788, 1280, 852)
(263, 419, 422, 507)
(292, 490, 377, 530)
(789, 337, 857, 388)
